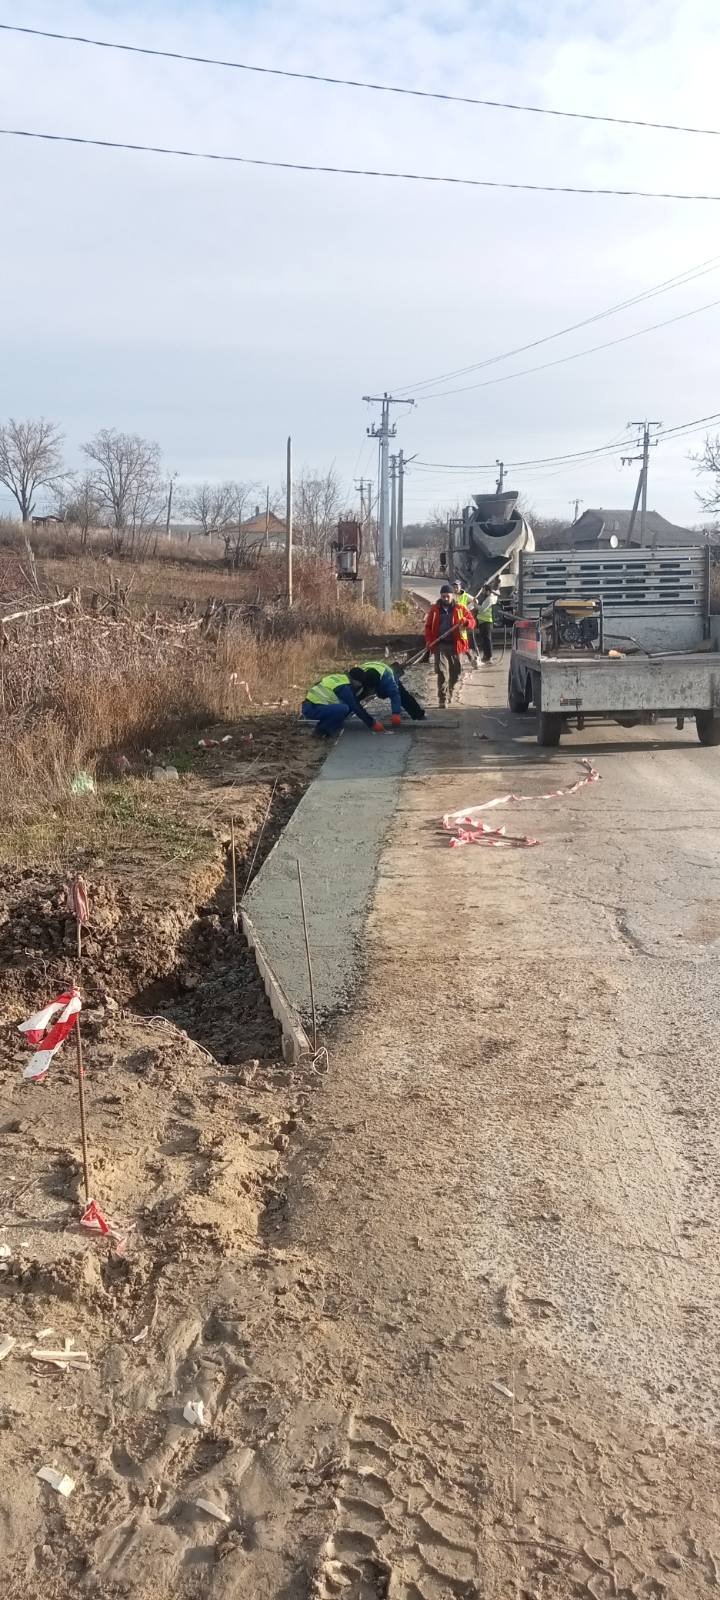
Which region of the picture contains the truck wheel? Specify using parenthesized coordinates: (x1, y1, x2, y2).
(538, 712, 562, 747)
(696, 710, 720, 746)
(508, 668, 529, 713)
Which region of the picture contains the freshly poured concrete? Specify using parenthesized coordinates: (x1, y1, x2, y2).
(244, 727, 412, 1029)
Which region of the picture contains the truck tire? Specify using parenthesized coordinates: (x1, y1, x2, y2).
(538, 712, 562, 747)
(535, 675, 562, 746)
(696, 710, 720, 746)
(508, 667, 530, 714)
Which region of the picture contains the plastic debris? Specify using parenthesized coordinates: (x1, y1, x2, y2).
(491, 1381, 515, 1400)
(130, 1325, 149, 1345)
(31, 1339, 90, 1372)
(70, 771, 96, 796)
(37, 1466, 75, 1497)
(195, 1498, 231, 1524)
(0, 1335, 16, 1362)
(197, 739, 219, 749)
(183, 1399, 205, 1427)
(0, 1244, 11, 1259)
(151, 765, 179, 783)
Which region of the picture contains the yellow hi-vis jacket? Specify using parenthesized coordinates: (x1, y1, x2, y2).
(476, 591, 497, 624)
(305, 673, 351, 705)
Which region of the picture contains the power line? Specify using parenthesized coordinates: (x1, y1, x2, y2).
(396, 255, 720, 395)
(4, 21, 720, 141)
(406, 413, 720, 481)
(411, 295, 720, 402)
(3, 125, 720, 204)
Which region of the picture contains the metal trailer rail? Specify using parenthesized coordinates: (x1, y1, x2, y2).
(509, 546, 720, 747)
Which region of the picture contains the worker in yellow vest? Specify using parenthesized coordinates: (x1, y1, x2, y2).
(354, 660, 426, 724)
(301, 670, 385, 738)
(475, 577, 501, 664)
(453, 580, 480, 669)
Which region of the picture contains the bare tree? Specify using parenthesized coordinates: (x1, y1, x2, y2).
(0, 417, 65, 522)
(54, 471, 104, 549)
(182, 481, 235, 539)
(294, 466, 345, 557)
(82, 429, 163, 553)
(692, 435, 720, 519)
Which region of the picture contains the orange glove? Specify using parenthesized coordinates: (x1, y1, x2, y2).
(391, 714, 402, 728)
(372, 721, 385, 733)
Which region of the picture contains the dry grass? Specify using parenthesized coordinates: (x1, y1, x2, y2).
(0, 528, 418, 836)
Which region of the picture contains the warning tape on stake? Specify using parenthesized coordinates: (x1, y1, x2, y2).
(442, 759, 600, 849)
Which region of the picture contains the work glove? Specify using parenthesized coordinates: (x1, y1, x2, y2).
(391, 714, 402, 728)
(372, 721, 385, 733)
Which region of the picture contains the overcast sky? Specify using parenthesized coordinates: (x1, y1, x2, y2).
(1, 0, 720, 525)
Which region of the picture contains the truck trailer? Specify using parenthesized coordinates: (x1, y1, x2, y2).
(508, 545, 720, 747)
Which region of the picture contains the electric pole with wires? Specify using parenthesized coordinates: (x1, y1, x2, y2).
(622, 421, 661, 545)
(364, 394, 415, 610)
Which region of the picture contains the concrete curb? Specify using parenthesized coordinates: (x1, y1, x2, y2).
(240, 907, 311, 1066)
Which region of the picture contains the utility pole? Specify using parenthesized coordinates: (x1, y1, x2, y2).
(570, 498, 583, 524)
(623, 421, 661, 545)
(264, 485, 270, 546)
(394, 450, 415, 602)
(364, 393, 415, 610)
(389, 455, 398, 605)
(396, 450, 405, 602)
(495, 459, 505, 494)
(166, 472, 177, 539)
(285, 435, 293, 607)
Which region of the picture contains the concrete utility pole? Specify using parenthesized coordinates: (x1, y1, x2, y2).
(623, 421, 661, 545)
(389, 455, 398, 605)
(264, 485, 270, 546)
(364, 393, 415, 610)
(396, 450, 405, 602)
(570, 498, 583, 524)
(495, 459, 505, 494)
(286, 435, 293, 607)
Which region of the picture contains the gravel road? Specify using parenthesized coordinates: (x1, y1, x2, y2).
(257, 660, 720, 1598)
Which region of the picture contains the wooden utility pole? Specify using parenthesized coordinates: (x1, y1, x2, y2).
(285, 436, 293, 606)
(165, 473, 176, 539)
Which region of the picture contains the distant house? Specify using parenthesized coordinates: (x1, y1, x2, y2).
(548, 507, 711, 551)
(239, 507, 286, 545)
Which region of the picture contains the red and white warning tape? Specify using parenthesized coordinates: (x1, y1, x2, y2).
(442, 759, 599, 849)
(18, 989, 82, 1081)
(80, 1199, 128, 1251)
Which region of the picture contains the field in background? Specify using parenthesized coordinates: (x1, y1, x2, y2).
(0, 521, 416, 847)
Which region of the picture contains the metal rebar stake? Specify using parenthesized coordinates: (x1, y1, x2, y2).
(296, 859, 318, 1053)
(74, 1015, 91, 1203)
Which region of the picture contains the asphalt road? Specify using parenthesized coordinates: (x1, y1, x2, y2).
(225, 659, 720, 1598)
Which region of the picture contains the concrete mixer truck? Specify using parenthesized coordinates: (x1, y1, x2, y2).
(450, 490, 534, 624)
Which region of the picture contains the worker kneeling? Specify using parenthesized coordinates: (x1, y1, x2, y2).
(302, 670, 385, 738)
(353, 659, 425, 726)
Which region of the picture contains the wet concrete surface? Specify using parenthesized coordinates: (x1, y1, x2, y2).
(243, 724, 413, 1027)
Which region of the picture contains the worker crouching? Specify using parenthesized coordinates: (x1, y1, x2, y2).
(301, 670, 385, 738)
(354, 660, 426, 725)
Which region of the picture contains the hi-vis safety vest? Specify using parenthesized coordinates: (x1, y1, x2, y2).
(306, 673, 350, 705)
(476, 591, 496, 624)
(456, 591, 473, 609)
(360, 660, 389, 677)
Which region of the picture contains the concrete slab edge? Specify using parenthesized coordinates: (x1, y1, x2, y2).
(240, 907, 311, 1066)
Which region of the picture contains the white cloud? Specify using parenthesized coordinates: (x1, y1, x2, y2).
(0, 0, 719, 521)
